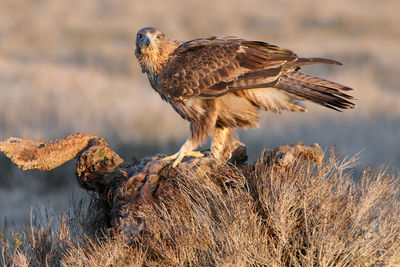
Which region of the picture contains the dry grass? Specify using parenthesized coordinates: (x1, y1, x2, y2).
(2, 153, 400, 266)
(1, 0, 399, 249)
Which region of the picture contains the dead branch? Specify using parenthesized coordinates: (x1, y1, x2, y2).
(0, 133, 118, 171)
(0, 133, 324, 237)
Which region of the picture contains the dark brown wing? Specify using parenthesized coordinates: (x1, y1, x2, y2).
(157, 37, 354, 111)
(157, 37, 299, 99)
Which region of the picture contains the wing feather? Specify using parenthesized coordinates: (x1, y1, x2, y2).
(275, 72, 354, 111)
(157, 37, 354, 112)
(157, 38, 297, 99)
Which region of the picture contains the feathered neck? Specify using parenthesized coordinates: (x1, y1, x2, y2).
(136, 39, 182, 76)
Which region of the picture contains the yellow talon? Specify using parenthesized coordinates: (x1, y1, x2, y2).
(163, 151, 204, 168)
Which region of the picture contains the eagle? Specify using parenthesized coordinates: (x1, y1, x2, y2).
(135, 27, 354, 167)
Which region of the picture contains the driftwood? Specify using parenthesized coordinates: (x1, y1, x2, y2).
(0, 133, 324, 237)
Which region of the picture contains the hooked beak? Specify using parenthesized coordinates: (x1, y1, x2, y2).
(135, 44, 141, 55)
(136, 37, 150, 55)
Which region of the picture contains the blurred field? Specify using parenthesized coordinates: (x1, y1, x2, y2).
(1, 0, 399, 228)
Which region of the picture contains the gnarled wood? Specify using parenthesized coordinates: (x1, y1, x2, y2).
(0, 133, 117, 171)
(0, 133, 324, 236)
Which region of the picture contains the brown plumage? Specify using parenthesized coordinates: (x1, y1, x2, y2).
(135, 27, 355, 167)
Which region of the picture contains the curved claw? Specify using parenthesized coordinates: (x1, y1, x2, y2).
(162, 137, 204, 168)
(162, 152, 179, 162)
(163, 151, 205, 168)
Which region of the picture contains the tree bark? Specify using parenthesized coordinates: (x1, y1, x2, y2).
(0, 133, 324, 236)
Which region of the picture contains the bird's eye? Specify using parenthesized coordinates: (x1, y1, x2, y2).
(137, 33, 143, 39)
(156, 34, 162, 39)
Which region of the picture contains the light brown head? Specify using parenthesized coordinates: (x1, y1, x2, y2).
(135, 27, 179, 75)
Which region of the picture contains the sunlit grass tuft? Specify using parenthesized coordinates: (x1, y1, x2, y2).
(2, 153, 400, 266)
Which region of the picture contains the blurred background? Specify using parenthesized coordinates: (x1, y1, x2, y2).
(0, 0, 399, 229)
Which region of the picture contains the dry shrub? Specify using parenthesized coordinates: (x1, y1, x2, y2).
(0, 193, 109, 267)
(2, 152, 400, 266)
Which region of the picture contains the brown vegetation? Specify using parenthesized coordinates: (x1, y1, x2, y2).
(1, 0, 400, 228)
(1, 134, 400, 266)
(0, 1, 399, 265)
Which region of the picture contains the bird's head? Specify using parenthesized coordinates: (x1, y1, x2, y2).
(135, 27, 179, 75)
(135, 27, 166, 56)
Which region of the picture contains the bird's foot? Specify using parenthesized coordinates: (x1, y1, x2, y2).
(163, 151, 204, 168)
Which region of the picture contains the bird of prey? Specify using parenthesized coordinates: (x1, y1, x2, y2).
(135, 27, 354, 167)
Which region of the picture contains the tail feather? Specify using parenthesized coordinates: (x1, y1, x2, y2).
(283, 57, 342, 71)
(275, 71, 355, 111)
(288, 71, 353, 91)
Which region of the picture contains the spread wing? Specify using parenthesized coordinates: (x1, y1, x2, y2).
(157, 37, 300, 98)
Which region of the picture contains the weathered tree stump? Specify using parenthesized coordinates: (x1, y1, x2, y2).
(0, 133, 324, 237)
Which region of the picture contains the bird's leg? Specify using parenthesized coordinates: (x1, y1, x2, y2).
(211, 127, 230, 161)
(211, 127, 243, 162)
(163, 137, 204, 167)
(164, 102, 216, 167)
